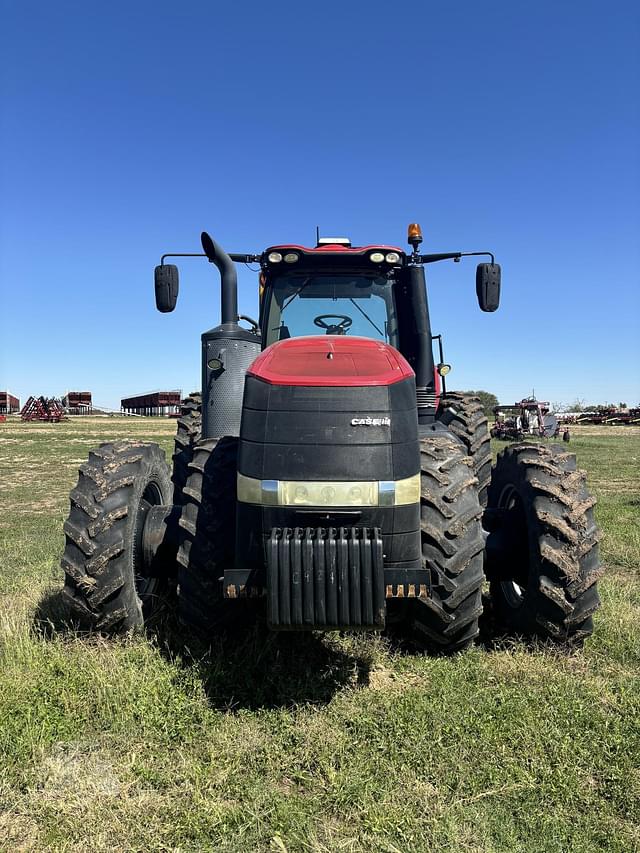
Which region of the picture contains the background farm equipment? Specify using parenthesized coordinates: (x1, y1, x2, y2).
(20, 396, 66, 422)
(576, 406, 640, 426)
(491, 397, 558, 440)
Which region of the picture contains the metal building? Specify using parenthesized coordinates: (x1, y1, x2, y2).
(120, 390, 181, 416)
(62, 391, 93, 415)
(0, 392, 20, 414)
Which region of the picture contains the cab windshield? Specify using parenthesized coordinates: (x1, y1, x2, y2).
(263, 273, 398, 347)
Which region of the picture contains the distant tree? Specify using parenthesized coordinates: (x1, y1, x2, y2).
(568, 398, 586, 413)
(460, 390, 499, 419)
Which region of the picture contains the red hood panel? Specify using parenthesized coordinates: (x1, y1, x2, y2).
(248, 336, 415, 387)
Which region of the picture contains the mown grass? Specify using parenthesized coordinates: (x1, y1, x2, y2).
(0, 418, 639, 852)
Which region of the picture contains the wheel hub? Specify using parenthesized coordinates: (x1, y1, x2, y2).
(137, 500, 180, 594)
(484, 484, 530, 602)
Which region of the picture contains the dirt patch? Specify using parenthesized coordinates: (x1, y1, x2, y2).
(366, 665, 425, 691)
(36, 742, 122, 804)
(0, 803, 39, 851)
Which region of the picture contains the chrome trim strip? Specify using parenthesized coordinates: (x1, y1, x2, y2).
(237, 473, 420, 507)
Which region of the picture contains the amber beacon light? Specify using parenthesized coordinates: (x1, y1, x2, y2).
(408, 222, 423, 243)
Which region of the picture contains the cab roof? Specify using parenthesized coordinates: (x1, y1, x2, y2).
(261, 244, 406, 272)
(264, 244, 405, 255)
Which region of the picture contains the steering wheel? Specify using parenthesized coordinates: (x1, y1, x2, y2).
(313, 314, 353, 335)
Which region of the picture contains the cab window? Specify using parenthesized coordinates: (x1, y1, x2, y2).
(263, 273, 398, 347)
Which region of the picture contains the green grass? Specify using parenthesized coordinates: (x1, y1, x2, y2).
(1, 418, 639, 852)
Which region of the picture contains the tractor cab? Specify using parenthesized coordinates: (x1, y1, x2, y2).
(154, 224, 503, 436)
(258, 240, 404, 348)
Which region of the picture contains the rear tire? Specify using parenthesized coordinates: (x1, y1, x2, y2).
(438, 392, 491, 506)
(486, 443, 603, 642)
(177, 436, 241, 634)
(61, 442, 172, 631)
(172, 393, 202, 505)
(410, 434, 485, 653)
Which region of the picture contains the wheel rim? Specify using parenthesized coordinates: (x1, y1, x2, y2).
(133, 480, 164, 599)
(497, 483, 530, 609)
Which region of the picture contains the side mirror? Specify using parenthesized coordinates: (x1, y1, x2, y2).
(476, 263, 501, 312)
(154, 264, 179, 312)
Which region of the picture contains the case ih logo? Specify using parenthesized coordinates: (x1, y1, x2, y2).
(351, 417, 391, 427)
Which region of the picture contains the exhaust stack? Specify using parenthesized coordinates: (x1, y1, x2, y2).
(201, 231, 238, 325)
(198, 231, 261, 438)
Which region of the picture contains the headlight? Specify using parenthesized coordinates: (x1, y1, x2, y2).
(283, 252, 299, 264)
(268, 252, 283, 263)
(385, 252, 400, 264)
(280, 480, 378, 507)
(370, 251, 385, 263)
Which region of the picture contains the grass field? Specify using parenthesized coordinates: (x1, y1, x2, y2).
(1, 417, 638, 852)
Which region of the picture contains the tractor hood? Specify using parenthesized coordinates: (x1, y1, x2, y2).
(236, 334, 422, 579)
(247, 336, 415, 388)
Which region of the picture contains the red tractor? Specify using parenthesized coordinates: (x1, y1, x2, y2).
(61, 225, 602, 651)
(491, 398, 558, 441)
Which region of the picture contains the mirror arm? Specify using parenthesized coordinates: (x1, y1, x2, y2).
(160, 252, 205, 265)
(160, 251, 261, 265)
(420, 250, 495, 265)
(230, 253, 262, 264)
(431, 333, 445, 365)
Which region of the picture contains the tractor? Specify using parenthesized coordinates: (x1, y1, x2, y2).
(491, 398, 559, 441)
(61, 225, 602, 651)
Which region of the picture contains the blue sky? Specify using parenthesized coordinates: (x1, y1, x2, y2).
(1, 0, 638, 410)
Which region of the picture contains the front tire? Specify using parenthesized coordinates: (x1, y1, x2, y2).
(485, 443, 603, 642)
(61, 442, 173, 631)
(177, 436, 240, 634)
(410, 434, 485, 653)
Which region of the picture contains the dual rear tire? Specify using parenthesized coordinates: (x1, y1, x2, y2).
(437, 392, 492, 506)
(172, 393, 202, 504)
(61, 442, 173, 631)
(485, 443, 602, 641)
(411, 434, 603, 651)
